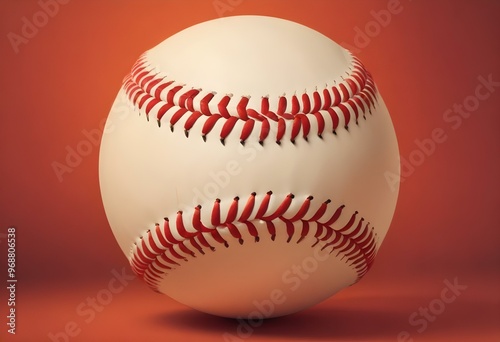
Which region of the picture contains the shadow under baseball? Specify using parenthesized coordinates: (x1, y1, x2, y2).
(148, 294, 500, 340)
(149, 296, 411, 340)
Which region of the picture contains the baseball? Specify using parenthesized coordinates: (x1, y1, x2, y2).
(99, 15, 400, 318)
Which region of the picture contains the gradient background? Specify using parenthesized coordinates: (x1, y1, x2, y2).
(1, 0, 499, 341)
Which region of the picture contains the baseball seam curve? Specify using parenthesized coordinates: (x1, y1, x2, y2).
(121, 53, 378, 145)
(129, 191, 378, 292)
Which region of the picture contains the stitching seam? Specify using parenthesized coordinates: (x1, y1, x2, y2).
(129, 192, 378, 292)
(121, 53, 378, 145)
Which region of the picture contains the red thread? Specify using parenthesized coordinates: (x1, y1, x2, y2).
(137, 93, 150, 111)
(346, 78, 358, 95)
(261, 110, 278, 122)
(220, 117, 239, 142)
(183, 111, 203, 133)
(169, 108, 188, 128)
(178, 89, 200, 111)
(239, 192, 256, 222)
(259, 119, 270, 143)
(322, 205, 345, 226)
(162, 218, 179, 244)
(210, 229, 227, 245)
(300, 114, 311, 140)
(155, 224, 169, 247)
(313, 112, 325, 137)
(139, 75, 155, 89)
(167, 85, 183, 104)
(196, 233, 215, 251)
(189, 237, 204, 255)
(201, 114, 222, 137)
(192, 206, 208, 232)
(276, 118, 286, 143)
(134, 71, 150, 86)
(332, 86, 341, 106)
(140, 239, 156, 259)
(156, 103, 174, 123)
(147, 234, 163, 255)
(218, 95, 232, 118)
(165, 244, 184, 262)
(200, 93, 215, 116)
(124, 55, 378, 143)
(244, 221, 259, 241)
(339, 83, 350, 102)
(347, 99, 359, 123)
(256, 191, 272, 219)
(279, 112, 295, 120)
(297, 220, 310, 243)
(301, 93, 311, 114)
(311, 91, 322, 113)
(154, 80, 174, 100)
(176, 211, 193, 238)
(326, 108, 340, 133)
(237, 97, 250, 120)
(291, 95, 300, 115)
(291, 117, 301, 142)
(338, 103, 351, 129)
(240, 120, 255, 144)
(247, 108, 264, 121)
(261, 193, 293, 220)
(131, 90, 143, 108)
(145, 98, 161, 117)
(288, 196, 312, 221)
(277, 96, 287, 116)
(352, 72, 365, 91)
(159, 253, 179, 267)
(212, 199, 221, 226)
(307, 200, 330, 222)
(322, 89, 332, 110)
(226, 223, 243, 241)
(353, 96, 365, 116)
(282, 217, 295, 242)
(144, 77, 163, 94)
(265, 221, 277, 239)
(129, 192, 378, 292)
(359, 92, 373, 113)
(261, 97, 270, 114)
(225, 197, 239, 224)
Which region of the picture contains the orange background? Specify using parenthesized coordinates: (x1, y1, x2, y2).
(0, 0, 499, 341)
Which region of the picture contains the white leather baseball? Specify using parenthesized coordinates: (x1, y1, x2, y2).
(99, 15, 399, 318)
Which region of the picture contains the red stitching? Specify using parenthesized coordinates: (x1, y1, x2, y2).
(183, 111, 203, 136)
(219, 117, 238, 145)
(218, 95, 231, 118)
(259, 119, 271, 144)
(239, 120, 255, 144)
(122, 52, 378, 145)
(301, 93, 311, 113)
(129, 192, 378, 291)
(236, 96, 250, 120)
